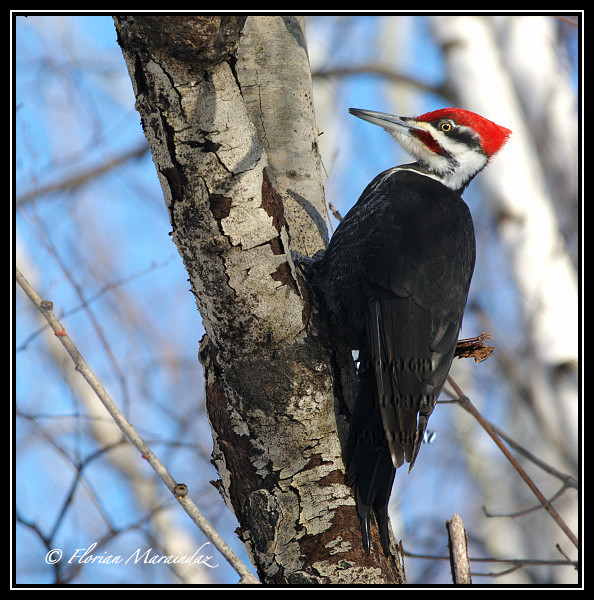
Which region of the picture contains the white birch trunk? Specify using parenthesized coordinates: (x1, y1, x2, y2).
(430, 15, 578, 583)
(116, 15, 405, 584)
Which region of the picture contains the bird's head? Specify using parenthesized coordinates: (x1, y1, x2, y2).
(349, 107, 511, 193)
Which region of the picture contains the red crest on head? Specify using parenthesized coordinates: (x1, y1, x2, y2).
(416, 108, 512, 157)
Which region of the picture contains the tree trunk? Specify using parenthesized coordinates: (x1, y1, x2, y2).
(115, 15, 405, 584)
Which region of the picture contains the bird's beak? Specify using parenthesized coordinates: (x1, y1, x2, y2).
(349, 108, 425, 133)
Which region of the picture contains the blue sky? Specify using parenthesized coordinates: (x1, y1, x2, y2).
(14, 14, 579, 585)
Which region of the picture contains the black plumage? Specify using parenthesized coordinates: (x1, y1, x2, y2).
(319, 168, 476, 555)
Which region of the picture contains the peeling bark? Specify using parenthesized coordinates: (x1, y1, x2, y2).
(115, 15, 405, 584)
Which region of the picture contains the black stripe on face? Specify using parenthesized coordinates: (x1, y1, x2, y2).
(430, 119, 483, 154)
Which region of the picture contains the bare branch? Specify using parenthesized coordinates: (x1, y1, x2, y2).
(16, 141, 149, 206)
(483, 483, 573, 519)
(15, 266, 260, 585)
(454, 332, 495, 362)
(313, 64, 453, 102)
(446, 513, 472, 584)
(447, 375, 578, 549)
(402, 546, 577, 576)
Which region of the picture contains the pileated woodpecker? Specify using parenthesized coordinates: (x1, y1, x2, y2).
(319, 107, 511, 555)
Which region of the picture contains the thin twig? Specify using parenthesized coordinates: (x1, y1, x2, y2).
(313, 64, 453, 102)
(403, 547, 576, 568)
(16, 266, 260, 585)
(479, 419, 578, 490)
(327, 201, 343, 224)
(556, 15, 579, 27)
(447, 375, 578, 549)
(16, 142, 149, 206)
(483, 483, 573, 519)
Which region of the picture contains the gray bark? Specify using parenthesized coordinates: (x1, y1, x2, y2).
(115, 15, 405, 584)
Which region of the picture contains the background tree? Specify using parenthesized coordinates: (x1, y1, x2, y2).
(15, 13, 579, 586)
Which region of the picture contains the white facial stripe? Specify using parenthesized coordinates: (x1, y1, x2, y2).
(433, 137, 488, 191)
(385, 123, 488, 191)
(387, 127, 436, 161)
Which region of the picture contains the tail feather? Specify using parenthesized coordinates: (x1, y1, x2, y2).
(346, 343, 396, 555)
(346, 294, 459, 555)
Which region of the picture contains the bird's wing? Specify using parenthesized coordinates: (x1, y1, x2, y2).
(366, 292, 460, 470)
(360, 172, 475, 470)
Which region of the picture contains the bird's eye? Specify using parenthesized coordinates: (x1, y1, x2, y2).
(440, 121, 453, 132)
